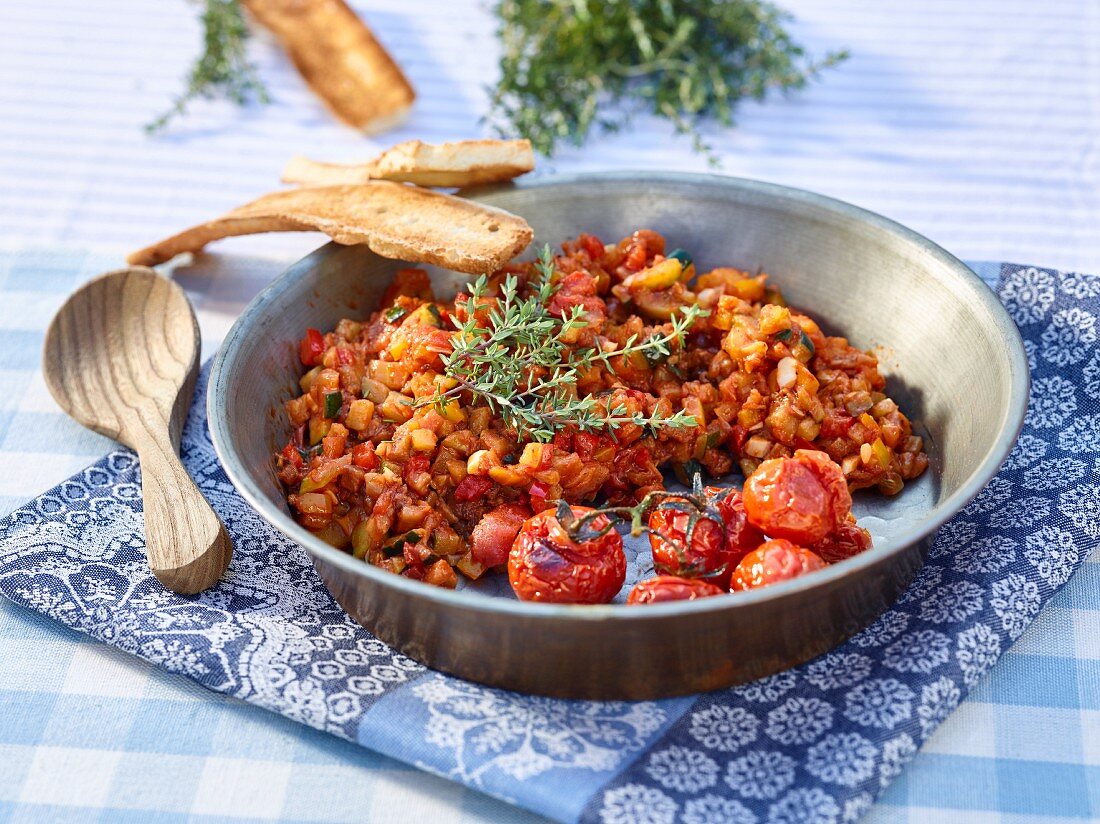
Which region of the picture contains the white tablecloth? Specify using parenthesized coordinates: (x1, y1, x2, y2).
(1, 0, 1098, 821)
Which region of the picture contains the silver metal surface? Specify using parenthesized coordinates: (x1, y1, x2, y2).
(207, 172, 1029, 699)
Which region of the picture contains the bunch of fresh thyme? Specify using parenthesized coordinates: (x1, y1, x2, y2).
(489, 0, 848, 160)
(147, 0, 268, 133)
(418, 245, 705, 442)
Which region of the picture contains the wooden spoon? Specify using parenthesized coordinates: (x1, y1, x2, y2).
(42, 267, 232, 594)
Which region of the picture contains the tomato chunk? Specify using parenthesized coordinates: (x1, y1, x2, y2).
(299, 328, 325, 366)
(471, 503, 532, 568)
(811, 517, 873, 563)
(730, 539, 827, 591)
(627, 575, 724, 604)
(454, 475, 494, 502)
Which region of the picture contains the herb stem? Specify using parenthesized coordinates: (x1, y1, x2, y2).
(415, 244, 706, 442)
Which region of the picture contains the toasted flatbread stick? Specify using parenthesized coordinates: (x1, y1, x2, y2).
(127, 183, 533, 274)
(241, 0, 415, 133)
(283, 139, 537, 188)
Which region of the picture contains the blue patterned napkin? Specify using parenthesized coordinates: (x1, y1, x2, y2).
(2, 263, 1097, 824)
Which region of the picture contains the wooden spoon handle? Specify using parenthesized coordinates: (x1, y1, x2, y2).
(138, 431, 232, 594)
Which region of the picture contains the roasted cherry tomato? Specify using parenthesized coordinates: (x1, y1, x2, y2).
(627, 575, 724, 604)
(648, 496, 735, 588)
(811, 516, 873, 563)
(705, 485, 766, 567)
(508, 506, 626, 604)
(730, 539, 827, 591)
(742, 449, 851, 544)
(471, 503, 532, 568)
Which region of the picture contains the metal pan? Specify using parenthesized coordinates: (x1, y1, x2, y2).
(208, 172, 1028, 699)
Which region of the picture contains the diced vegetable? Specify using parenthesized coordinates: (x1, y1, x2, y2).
(432, 529, 464, 556)
(872, 438, 891, 469)
(424, 560, 458, 589)
(519, 442, 552, 469)
(295, 492, 331, 515)
(351, 442, 380, 470)
(454, 474, 493, 501)
(323, 390, 342, 419)
(385, 305, 408, 323)
(622, 258, 683, 290)
(370, 361, 411, 391)
(308, 417, 331, 445)
(351, 520, 375, 559)
(299, 365, 321, 393)
(455, 552, 487, 580)
(299, 328, 325, 366)
(361, 376, 389, 403)
(345, 399, 375, 431)
(379, 391, 414, 423)
(315, 368, 341, 392)
(776, 357, 798, 389)
(438, 400, 465, 423)
(632, 288, 682, 320)
(410, 429, 437, 452)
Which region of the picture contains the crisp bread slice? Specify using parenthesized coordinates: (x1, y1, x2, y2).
(283, 139, 536, 188)
(127, 182, 533, 274)
(241, 0, 415, 133)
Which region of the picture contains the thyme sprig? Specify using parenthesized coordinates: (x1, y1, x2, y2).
(418, 245, 706, 442)
(489, 0, 848, 161)
(147, 0, 269, 133)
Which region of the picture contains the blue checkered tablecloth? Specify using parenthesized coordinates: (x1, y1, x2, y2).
(2, 0, 1100, 819)
(0, 250, 1097, 823)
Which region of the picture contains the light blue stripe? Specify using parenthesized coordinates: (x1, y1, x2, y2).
(0, 411, 115, 456)
(4, 250, 90, 293)
(977, 653, 1095, 710)
(0, 691, 57, 747)
(878, 753, 1000, 810)
(0, 331, 43, 370)
(995, 760, 1097, 818)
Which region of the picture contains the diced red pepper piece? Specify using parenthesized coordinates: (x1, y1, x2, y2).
(351, 442, 379, 470)
(322, 430, 347, 459)
(403, 454, 431, 485)
(580, 233, 605, 260)
(553, 431, 574, 452)
(281, 442, 303, 468)
(820, 411, 855, 439)
(454, 475, 493, 502)
(299, 328, 325, 366)
(729, 424, 751, 452)
(575, 432, 601, 462)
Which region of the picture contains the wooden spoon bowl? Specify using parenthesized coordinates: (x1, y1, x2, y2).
(43, 267, 232, 594)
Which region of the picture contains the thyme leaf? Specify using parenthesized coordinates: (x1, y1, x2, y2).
(488, 0, 848, 161)
(147, 0, 269, 133)
(417, 244, 707, 442)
